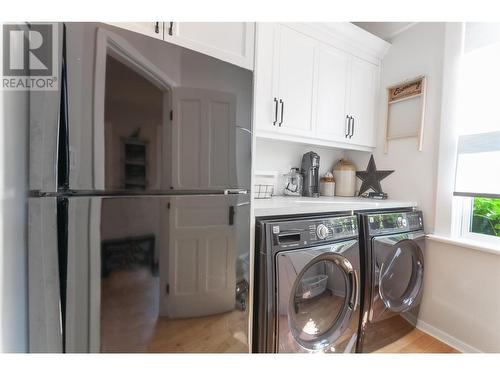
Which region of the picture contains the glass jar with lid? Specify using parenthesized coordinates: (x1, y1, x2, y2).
(283, 168, 303, 196)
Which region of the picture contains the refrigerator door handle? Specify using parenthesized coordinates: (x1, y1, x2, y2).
(236, 202, 250, 207)
(224, 189, 248, 195)
(58, 25, 70, 190)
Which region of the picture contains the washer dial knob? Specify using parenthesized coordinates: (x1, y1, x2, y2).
(316, 224, 329, 239)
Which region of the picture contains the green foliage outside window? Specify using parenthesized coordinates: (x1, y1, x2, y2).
(471, 197, 500, 237)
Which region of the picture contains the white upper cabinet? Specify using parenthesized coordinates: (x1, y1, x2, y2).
(107, 22, 164, 40)
(253, 23, 278, 133)
(107, 22, 255, 70)
(314, 44, 350, 142)
(254, 23, 390, 151)
(165, 22, 255, 70)
(347, 57, 379, 147)
(273, 26, 317, 137)
(315, 51, 379, 148)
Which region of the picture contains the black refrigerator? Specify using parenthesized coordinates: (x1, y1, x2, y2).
(28, 23, 252, 353)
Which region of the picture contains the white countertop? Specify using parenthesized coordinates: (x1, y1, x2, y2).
(253, 196, 417, 217)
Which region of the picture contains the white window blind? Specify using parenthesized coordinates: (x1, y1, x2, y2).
(453, 23, 500, 198)
(454, 131, 500, 198)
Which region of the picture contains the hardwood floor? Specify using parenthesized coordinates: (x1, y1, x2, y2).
(100, 267, 456, 354)
(375, 328, 459, 353)
(100, 267, 248, 353)
(148, 310, 247, 353)
(362, 314, 458, 353)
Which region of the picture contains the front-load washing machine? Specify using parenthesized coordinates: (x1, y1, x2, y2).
(253, 214, 361, 353)
(357, 210, 425, 352)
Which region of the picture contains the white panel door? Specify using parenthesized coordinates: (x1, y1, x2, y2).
(207, 94, 237, 188)
(106, 22, 163, 40)
(314, 44, 350, 142)
(347, 57, 379, 147)
(275, 25, 317, 137)
(164, 196, 236, 318)
(165, 22, 255, 70)
(171, 87, 236, 189)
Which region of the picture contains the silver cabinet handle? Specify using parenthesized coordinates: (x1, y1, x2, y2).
(154, 22, 160, 34)
(345, 115, 350, 138)
(350, 116, 355, 138)
(278, 99, 284, 127)
(168, 22, 174, 36)
(273, 97, 278, 126)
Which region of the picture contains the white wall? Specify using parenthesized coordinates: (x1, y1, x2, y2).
(254, 138, 345, 195)
(0, 70, 29, 350)
(419, 239, 500, 352)
(346, 22, 445, 233)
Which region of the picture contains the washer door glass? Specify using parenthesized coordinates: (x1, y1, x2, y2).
(288, 253, 357, 351)
(378, 239, 424, 313)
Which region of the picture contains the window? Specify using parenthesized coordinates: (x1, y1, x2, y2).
(455, 197, 500, 246)
(471, 198, 500, 238)
(452, 23, 500, 245)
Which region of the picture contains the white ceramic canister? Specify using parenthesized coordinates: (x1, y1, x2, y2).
(320, 172, 335, 197)
(332, 159, 356, 197)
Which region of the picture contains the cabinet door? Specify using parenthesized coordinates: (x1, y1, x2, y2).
(106, 22, 163, 40)
(254, 23, 280, 133)
(275, 25, 316, 138)
(315, 45, 350, 142)
(347, 57, 379, 147)
(165, 22, 255, 70)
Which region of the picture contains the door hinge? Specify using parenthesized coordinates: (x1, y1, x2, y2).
(166, 284, 170, 294)
(170, 110, 173, 121)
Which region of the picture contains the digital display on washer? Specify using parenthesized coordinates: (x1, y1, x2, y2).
(368, 212, 423, 234)
(270, 215, 358, 251)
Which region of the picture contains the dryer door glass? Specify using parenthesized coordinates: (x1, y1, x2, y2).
(376, 238, 424, 314)
(277, 249, 358, 352)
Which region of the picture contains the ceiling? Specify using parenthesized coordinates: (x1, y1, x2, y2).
(352, 22, 417, 41)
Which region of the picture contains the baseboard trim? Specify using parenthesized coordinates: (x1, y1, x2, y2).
(416, 319, 482, 353)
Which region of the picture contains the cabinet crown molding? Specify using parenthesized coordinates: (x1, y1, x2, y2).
(284, 22, 391, 64)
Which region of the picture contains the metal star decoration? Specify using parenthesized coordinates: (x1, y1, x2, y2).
(356, 155, 394, 196)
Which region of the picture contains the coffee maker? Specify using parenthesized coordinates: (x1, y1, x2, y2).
(300, 151, 320, 197)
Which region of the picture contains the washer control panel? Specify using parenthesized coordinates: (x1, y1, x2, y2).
(367, 211, 423, 235)
(267, 215, 358, 251)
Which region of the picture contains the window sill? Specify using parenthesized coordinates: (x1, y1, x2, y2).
(426, 234, 500, 256)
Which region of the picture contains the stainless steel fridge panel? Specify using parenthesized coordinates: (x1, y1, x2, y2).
(29, 23, 64, 192)
(65, 197, 93, 352)
(29, 21, 253, 353)
(62, 194, 250, 353)
(30, 22, 253, 193)
(28, 197, 62, 352)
